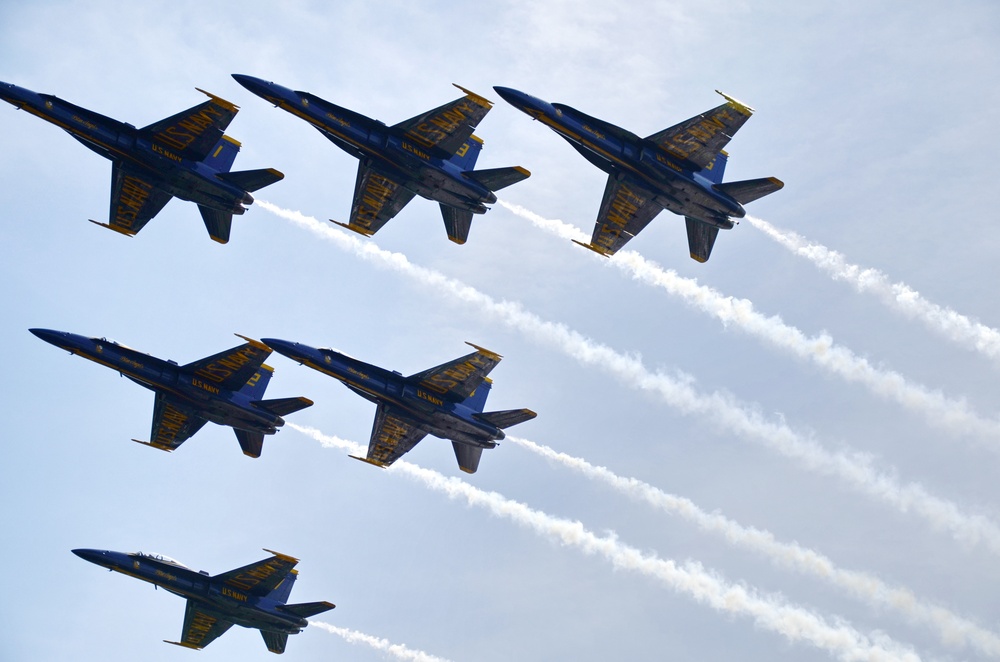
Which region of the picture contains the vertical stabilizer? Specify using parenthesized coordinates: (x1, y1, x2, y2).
(700, 150, 728, 184)
(237, 365, 274, 400)
(267, 568, 298, 604)
(449, 135, 484, 171)
(203, 135, 241, 173)
(461, 378, 493, 413)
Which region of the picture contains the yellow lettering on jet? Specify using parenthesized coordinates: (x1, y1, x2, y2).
(115, 176, 153, 229)
(221, 586, 249, 602)
(355, 174, 397, 229)
(401, 141, 431, 159)
(186, 611, 217, 645)
(195, 345, 264, 383)
(417, 390, 443, 406)
(151, 143, 183, 163)
(154, 104, 226, 150)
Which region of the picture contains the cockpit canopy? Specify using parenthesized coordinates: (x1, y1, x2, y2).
(133, 551, 188, 568)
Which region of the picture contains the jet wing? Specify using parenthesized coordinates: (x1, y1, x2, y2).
(140, 394, 208, 451)
(356, 403, 428, 467)
(391, 85, 492, 156)
(214, 550, 299, 597)
(333, 164, 415, 236)
(181, 337, 272, 392)
(139, 89, 239, 162)
(407, 343, 502, 401)
(93, 162, 172, 236)
(580, 176, 663, 256)
(167, 602, 233, 650)
(644, 96, 753, 170)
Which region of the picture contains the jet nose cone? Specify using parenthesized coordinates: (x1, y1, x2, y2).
(493, 86, 550, 117)
(72, 548, 109, 565)
(232, 74, 272, 97)
(260, 338, 298, 356)
(29, 328, 66, 346)
(492, 86, 522, 106)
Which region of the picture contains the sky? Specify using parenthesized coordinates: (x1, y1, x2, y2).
(2, 1, 1000, 660)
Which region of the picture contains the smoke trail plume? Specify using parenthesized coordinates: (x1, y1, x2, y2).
(746, 215, 1000, 363)
(498, 201, 1000, 443)
(508, 435, 1000, 657)
(294, 424, 921, 662)
(310, 621, 453, 662)
(259, 201, 1000, 555)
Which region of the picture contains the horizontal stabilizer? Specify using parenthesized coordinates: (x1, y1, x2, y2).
(261, 630, 288, 655)
(253, 396, 314, 417)
(441, 204, 474, 244)
(216, 167, 284, 192)
(235, 429, 265, 458)
(453, 441, 483, 474)
(685, 217, 720, 263)
(278, 600, 336, 618)
(198, 205, 233, 244)
(714, 177, 784, 205)
(465, 166, 531, 192)
(474, 408, 537, 429)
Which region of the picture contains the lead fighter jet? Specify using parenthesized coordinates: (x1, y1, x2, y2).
(0, 81, 283, 242)
(233, 74, 530, 244)
(495, 86, 783, 262)
(73, 548, 334, 654)
(262, 338, 536, 473)
(30, 329, 312, 457)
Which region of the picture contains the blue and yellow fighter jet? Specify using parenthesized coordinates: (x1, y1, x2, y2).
(233, 74, 530, 244)
(261, 338, 536, 473)
(0, 81, 283, 242)
(30, 329, 312, 457)
(494, 87, 784, 262)
(73, 548, 334, 654)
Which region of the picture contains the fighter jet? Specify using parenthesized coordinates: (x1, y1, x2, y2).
(73, 548, 334, 654)
(233, 74, 530, 244)
(0, 81, 283, 242)
(261, 338, 536, 473)
(494, 86, 783, 262)
(30, 329, 312, 457)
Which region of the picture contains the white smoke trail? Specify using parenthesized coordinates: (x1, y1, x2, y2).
(294, 424, 921, 662)
(498, 201, 1000, 443)
(746, 215, 1000, 363)
(507, 435, 1000, 657)
(258, 201, 1000, 555)
(310, 621, 453, 662)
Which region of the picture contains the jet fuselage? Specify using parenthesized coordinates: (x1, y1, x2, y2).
(493, 86, 744, 229)
(0, 81, 253, 214)
(30, 329, 283, 434)
(262, 338, 502, 449)
(232, 75, 497, 213)
(72, 549, 308, 635)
